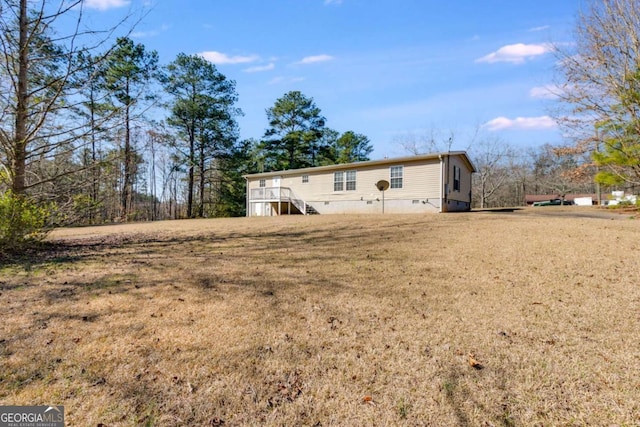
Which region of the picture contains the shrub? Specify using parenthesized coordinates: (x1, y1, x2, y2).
(608, 199, 640, 210)
(0, 191, 52, 252)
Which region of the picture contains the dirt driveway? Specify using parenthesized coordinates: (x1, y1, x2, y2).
(474, 206, 637, 220)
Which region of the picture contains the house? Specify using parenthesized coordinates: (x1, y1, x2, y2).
(244, 151, 476, 216)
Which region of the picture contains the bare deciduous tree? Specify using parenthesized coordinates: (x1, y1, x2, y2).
(394, 127, 456, 155)
(0, 0, 134, 198)
(556, 0, 640, 187)
(470, 137, 515, 209)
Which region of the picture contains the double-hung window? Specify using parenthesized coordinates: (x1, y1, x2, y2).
(334, 170, 356, 191)
(346, 171, 356, 191)
(390, 166, 403, 189)
(334, 172, 344, 191)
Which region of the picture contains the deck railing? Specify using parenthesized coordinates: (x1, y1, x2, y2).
(250, 187, 307, 214)
(250, 187, 291, 201)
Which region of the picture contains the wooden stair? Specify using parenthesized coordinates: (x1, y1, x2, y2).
(304, 204, 319, 215)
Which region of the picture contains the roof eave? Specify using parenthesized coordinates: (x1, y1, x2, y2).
(243, 151, 476, 178)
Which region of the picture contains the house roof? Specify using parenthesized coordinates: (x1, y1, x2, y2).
(243, 151, 476, 179)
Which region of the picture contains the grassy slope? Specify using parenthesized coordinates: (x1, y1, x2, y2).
(1, 211, 639, 426)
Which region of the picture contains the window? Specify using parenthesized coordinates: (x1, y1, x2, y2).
(453, 166, 461, 191)
(335, 170, 355, 191)
(346, 170, 356, 191)
(334, 172, 344, 191)
(302, 175, 309, 183)
(259, 179, 266, 188)
(390, 166, 403, 189)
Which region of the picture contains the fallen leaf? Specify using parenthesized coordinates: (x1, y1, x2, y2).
(468, 353, 484, 370)
(362, 395, 375, 405)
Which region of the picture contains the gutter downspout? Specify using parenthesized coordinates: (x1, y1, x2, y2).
(439, 154, 450, 213)
(469, 169, 473, 212)
(444, 153, 450, 212)
(438, 155, 443, 213)
(245, 177, 250, 217)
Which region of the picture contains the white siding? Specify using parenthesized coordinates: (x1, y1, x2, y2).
(245, 153, 474, 215)
(443, 155, 473, 212)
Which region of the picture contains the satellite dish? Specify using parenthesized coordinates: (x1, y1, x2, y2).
(376, 180, 390, 191)
(375, 180, 390, 214)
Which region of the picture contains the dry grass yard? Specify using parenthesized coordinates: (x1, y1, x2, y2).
(1, 208, 639, 426)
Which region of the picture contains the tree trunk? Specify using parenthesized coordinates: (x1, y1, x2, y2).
(150, 133, 157, 221)
(90, 86, 99, 223)
(12, 0, 29, 195)
(122, 100, 132, 220)
(173, 175, 179, 219)
(187, 129, 195, 218)
(198, 141, 205, 218)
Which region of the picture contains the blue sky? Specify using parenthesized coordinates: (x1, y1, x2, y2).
(81, 0, 582, 159)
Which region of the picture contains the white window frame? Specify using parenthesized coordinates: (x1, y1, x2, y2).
(390, 166, 403, 189)
(259, 179, 266, 188)
(334, 171, 344, 191)
(302, 175, 309, 183)
(346, 170, 356, 191)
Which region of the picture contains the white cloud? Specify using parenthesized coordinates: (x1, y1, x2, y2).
(529, 84, 563, 99)
(528, 25, 550, 32)
(199, 51, 259, 65)
(83, 0, 130, 10)
(482, 116, 557, 131)
(244, 63, 275, 73)
(131, 30, 154, 38)
(298, 54, 334, 64)
(476, 43, 553, 64)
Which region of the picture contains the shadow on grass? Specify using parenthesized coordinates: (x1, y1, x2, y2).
(0, 241, 83, 269)
(0, 218, 427, 421)
(440, 363, 516, 427)
(472, 208, 524, 213)
(2, 218, 419, 271)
